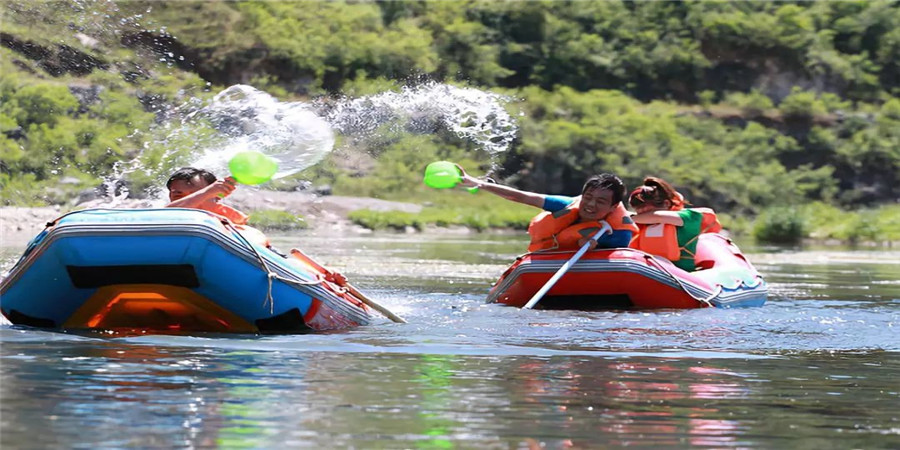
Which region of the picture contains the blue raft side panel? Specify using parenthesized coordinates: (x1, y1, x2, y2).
(0, 209, 327, 328)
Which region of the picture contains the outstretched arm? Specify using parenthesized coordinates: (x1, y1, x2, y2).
(456, 165, 545, 209)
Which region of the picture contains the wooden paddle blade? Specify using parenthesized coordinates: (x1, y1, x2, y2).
(290, 248, 407, 323)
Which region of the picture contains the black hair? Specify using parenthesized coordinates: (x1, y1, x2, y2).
(629, 176, 682, 209)
(581, 173, 625, 205)
(166, 167, 217, 189)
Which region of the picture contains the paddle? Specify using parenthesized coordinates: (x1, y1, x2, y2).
(289, 248, 407, 324)
(423, 161, 479, 193)
(225, 152, 405, 323)
(522, 221, 613, 310)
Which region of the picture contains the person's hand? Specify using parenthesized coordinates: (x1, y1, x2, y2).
(455, 164, 480, 188)
(202, 178, 237, 200)
(577, 236, 599, 251)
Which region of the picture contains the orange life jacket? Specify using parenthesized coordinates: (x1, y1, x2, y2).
(209, 203, 249, 225)
(208, 203, 270, 248)
(527, 198, 638, 252)
(631, 223, 681, 261)
(630, 207, 722, 263)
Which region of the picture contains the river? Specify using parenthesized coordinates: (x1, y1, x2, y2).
(1, 232, 898, 448)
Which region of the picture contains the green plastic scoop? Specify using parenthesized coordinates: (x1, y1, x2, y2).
(228, 151, 279, 185)
(423, 161, 478, 193)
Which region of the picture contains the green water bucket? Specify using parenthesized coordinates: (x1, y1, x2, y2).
(229, 151, 279, 185)
(423, 161, 462, 189)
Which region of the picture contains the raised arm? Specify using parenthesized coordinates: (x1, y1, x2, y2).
(631, 210, 684, 226)
(457, 165, 545, 209)
(167, 177, 237, 208)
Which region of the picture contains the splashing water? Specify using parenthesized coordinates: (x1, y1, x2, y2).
(324, 82, 518, 158)
(188, 85, 335, 180)
(183, 82, 517, 180)
(91, 81, 518, 207)
(7, 1, 522, 208)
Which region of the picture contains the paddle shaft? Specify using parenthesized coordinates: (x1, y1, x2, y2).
(289, 249, 407, 323)
(344, 283, 408, 324)
(522, 221, 612, 310)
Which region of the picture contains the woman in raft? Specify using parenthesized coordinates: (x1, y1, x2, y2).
(628, 176, 722, 271)
(457, 166, 638, 252)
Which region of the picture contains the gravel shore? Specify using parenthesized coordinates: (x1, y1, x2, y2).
(0, 189, 423, 245)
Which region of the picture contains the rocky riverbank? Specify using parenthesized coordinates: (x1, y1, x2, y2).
(0, 189, 424, 245)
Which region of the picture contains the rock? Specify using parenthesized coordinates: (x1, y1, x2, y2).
(74, 33, 99, 49)
(75, 187, 103, 205)
(313, 184, 332, 196)
(1, 190, 426, 247)
(59, 176, 81, 185)
(68, 84, 103, 113)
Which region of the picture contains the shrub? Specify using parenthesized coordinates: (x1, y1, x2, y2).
(698, 90, 716, 108)
(348, 191, 536, 232)
(724, 90, 773, 117)
(779, 87, 827, 119)
(348, 210, 423, 230)
(802, 202, 900, 243)
(752, 206, 806, 244)
(248, 210, 308, 231)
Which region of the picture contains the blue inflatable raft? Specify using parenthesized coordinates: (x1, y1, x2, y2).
(0, 209, 372, 333)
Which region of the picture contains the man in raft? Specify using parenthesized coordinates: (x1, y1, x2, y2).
(166, 167, 247, 222)
(456, 166, 638, 251)
(165, 167, 351, 286)
(628, 176, 722, 271)
(165, 167, 271, 249)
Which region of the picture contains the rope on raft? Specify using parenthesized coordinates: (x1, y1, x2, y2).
(222, 221, 322, 314)
(643, 253, 720, 307)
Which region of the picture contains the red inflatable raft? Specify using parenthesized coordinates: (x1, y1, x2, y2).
(487, 233, 767, 310)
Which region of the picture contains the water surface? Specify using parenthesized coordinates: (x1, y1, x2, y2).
(2, 233, 898, 448)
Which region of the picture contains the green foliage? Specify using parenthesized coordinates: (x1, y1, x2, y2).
(0, 83, 79, 128)
(868, 205, 900, 242)
(339, 75, 401, 98)
(0, 172, 45, 206)
(748, 203, 900, 244)
(779, 87, 828, 119)
(698, 90, 716, 108)
(800, 202, 877, 243)
(724, 90, 774, 117)
(509, 86, 837, 214)
(0, 170, 91, 206)
(349, 191, 536, 231)
(228, 1, 440, 93)
(248, 209, 308, 231)
(714, 212, 753, 238)
(1, 0, 899, 245)
(752, 206, 807, 244)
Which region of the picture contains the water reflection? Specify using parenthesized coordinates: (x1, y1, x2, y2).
(2, 330, 899, 448)
(497, 359, 750, 448)
(2, 234, 899, 447)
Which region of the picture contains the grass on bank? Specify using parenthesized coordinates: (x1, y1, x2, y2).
(751, 202, 900, 244)
(348, 191, 900, 245)
(248, 210, 308, 231)
(348, 190, 536, 232)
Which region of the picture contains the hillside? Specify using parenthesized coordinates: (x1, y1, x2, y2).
(1, 1, 898, 224)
